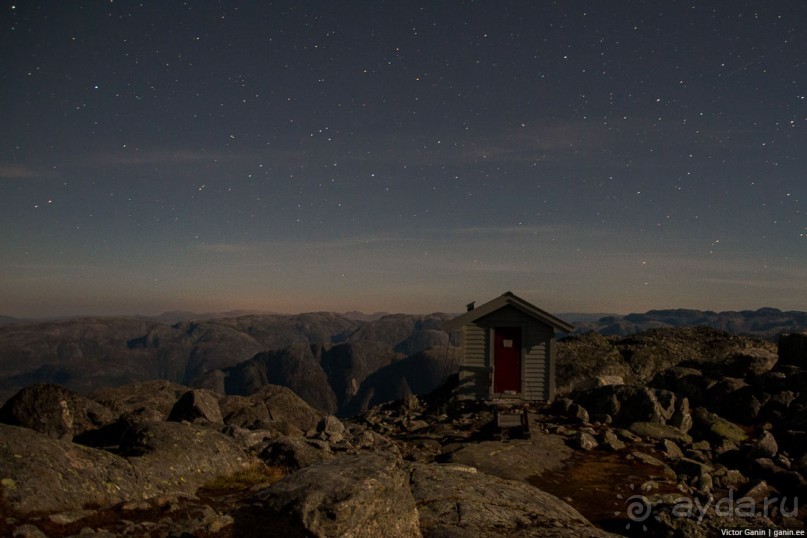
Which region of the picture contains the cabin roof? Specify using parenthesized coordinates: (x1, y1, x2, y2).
(443, 291, 575, 333)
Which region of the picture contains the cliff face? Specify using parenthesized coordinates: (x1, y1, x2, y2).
(0, 312, 455, 409)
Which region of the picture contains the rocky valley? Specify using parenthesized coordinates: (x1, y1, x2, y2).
(0, 310, 806, 536)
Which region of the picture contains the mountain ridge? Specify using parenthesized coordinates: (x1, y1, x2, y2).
(1, 307, 805, 411)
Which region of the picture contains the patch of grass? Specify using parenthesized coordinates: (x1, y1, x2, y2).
(202, 463, 286, 493)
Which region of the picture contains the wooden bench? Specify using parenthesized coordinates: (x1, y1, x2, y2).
(493, 407, 531, 440)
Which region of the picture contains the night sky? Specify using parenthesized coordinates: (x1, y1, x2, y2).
(1, 2, 805, 318)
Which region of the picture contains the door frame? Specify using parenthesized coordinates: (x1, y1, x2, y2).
(489, 325, 525, 395)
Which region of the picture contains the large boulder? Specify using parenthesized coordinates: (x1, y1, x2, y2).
(0, 424, 140, 515)
(234, 452, 420, 537)
(167, 389, 223, 424)
(573, 385, 678, 427)
(725, 349, 778, 377)
(716, 385, 767, 424)
(690, 407, 748, 445)
(0, 384, 115, 440)
(221, 385, 323, 433)
(259, 436, 334, 470)
(91, 379, 189, 423)
(410, 463, 620, 537)
(650, 367, 715, 407)
(778, 333, 807, 366)
(119, 421, 259, 498)
(628, 422, 693, 445)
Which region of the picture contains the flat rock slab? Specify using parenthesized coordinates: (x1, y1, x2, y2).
(234, 452, 421, 538)
(446, 433, 573, 482)
(411, 463, 621, 537)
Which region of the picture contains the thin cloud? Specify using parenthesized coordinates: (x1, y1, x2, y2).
(0, 164, 47, 179)
(89, 149, 242, 167)
(450, 224, 618, 241)
(196, 243, 259, 254)
(81, 147, 306, 170)
(196, 233, 416, 255)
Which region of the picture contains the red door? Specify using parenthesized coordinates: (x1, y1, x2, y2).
(494, 327, 521, 393)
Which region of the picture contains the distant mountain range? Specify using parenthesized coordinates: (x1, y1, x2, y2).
(0, 312, 455, 413)
(0, 307, 804, 413)
(0, 310, 396, 327)
(563, 307, 807, 337)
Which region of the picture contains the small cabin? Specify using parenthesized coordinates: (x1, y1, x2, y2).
(443, 291, 574, 402)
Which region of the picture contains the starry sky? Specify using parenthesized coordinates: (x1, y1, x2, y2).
(1, 1, 806, 318)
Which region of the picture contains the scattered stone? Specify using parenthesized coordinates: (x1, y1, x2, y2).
(760, 390, 798, 423)
(11, 525, 47, 538)
(574, 385, 677, 427)
(47, 510, 97, 525)
(590, 413, 613, 425)
(628, 421, 693, 444)
(550, 398, 589, 423)
(749, 430, 779, 459)
(639, 480, 658, 492)
(690, 440, 711, 451)
(668, 395, 693, 434)
(774, 453, 792, 470)
(713, 438, 740, 456)
(600, 430, 626, 451)
(741, 480, 779, 505)
(629, 450, 667, 467)
(651, 367, 712, 407)
(659, 439, 684, 460)
(567, 403, 590, 423)
(696, 472, 713, 493)
(690, 407, 748, 445)
(749, 458, 786, 480)
(674, 457, 713, 478)
(614, 428, 642, 443)
(714, 468, 749, 490)
(405, 419, 429, 432)
(549, 397, 574, 415)
(222, 424, 277, 451)
(316, 414, 346, 441)
(570, 431, 598, 451)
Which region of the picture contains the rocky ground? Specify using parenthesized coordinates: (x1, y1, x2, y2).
(0, 381, 617, 537)
(0, 329, 806, 536)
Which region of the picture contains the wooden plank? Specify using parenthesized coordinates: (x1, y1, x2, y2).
(497, 413, 523, 427)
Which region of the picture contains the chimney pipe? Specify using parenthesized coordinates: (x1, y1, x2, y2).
(466, 301, 475, 312)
